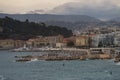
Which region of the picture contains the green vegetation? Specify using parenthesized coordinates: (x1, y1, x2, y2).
(67, 41, 74, 47)
(0, 16, 73, 40)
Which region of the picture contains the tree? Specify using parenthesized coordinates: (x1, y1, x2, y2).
(67, 41, 74, 47)
(0, 16, 73, 40)
(25, 19, 29, 23)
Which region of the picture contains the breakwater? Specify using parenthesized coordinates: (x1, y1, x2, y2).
(15, 50, 115, 62)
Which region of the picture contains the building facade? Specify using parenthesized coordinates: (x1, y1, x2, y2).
(75, 36, 89, 47)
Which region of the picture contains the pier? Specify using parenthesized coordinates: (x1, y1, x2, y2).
(14, 48, 116, 62)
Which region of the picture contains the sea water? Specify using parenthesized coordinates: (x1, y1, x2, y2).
(0, 51, 120, 80)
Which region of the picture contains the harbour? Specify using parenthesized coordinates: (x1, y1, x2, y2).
(0, 51, 120, 80)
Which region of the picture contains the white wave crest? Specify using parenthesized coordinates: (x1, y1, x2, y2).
(116, 62, 120, 65)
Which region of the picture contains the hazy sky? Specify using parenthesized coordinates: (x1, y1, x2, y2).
(0, 0, 120, 19)
(0, 0, 74, 13)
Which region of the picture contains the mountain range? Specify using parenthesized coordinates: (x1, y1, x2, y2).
(0, 13, 120, 30)
(0, 13, 100, 22)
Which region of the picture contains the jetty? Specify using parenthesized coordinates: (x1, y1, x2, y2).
(15, 48, 115, 62)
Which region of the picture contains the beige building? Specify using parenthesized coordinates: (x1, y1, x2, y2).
(14, 40, 26, 48)
(26, 37, 49, 48)
(45, 35, 64, 47)
(75, 36, 89, 47)
(0, 39, 14, 49)
(26, 35, 64, 48)
(0, 39, 26, 49)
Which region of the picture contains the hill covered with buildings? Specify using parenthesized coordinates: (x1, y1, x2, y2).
(0, 16, 73, 40)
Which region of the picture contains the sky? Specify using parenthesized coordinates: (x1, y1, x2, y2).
(0, 0, 74, 13)
(0, 0, 120, 19)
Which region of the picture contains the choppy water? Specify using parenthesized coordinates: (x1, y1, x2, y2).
(0, 51, 120, 80)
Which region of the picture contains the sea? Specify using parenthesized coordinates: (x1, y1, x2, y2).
(0, 51, 120, 80)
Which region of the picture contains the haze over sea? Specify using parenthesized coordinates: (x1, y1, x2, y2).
(0, 51, 120, 80)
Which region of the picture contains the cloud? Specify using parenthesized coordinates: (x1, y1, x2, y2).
(48, 0, 120, 20)
(0, 0, 74, 14)
(0, 0, 120, 19)
(27, 10, 45, 14)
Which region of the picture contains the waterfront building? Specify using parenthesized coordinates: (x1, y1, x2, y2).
(63, 36, 75, 47)
(26, 35, 64, 48)
(90, 33, 114, 48)
(0, 39, 15, 49)
(14, 40, 26, 48)
(45, 35, 64, 47)
(0, 39, 26, 49)
(26, 37, 49, 48)
(90, 34, 100, 47)
(114, 31, 120, 46)
(75, 36, 89, 47)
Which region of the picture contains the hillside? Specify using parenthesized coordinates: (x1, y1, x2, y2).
(0, 16, 72, 40)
